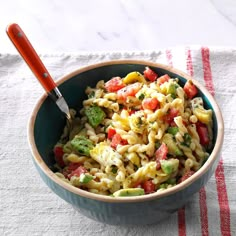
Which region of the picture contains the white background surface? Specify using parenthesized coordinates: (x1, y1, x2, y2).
(1, 0, 236, 54)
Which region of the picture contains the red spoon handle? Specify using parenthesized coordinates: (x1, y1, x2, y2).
(6, 23, 56, 92)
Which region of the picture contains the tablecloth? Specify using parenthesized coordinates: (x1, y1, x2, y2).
(0, 46, 235, 236)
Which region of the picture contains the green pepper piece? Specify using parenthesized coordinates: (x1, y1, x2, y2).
(71, 135, 94, 156)
(160, 158, 179, 174)
(113, 188, 145, 197)
(85, 105, 106, 128)
(79, 174, 94, 183)
(167, 127, 179, 135)
(166, 178, 176, 185)
(167, 83, 178, 98)
(159, 183, 168, 189)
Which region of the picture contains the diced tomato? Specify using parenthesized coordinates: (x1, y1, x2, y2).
(67, 163, 81, 172)
(143, 67, 158, 82)
(110, 133, 128, 149)
(142, 98, 159, 110)
(165, 108, 179, 124)
(183, 80, 198, 99)
(68, 166, 87, 179)
(105, 76, 125, 92)
(107, 128, 116, 140)
(142, 180, 155, 194)
(157, 74, 170, 85)
(111, 134, 121, 148)
(128, 109, 136, 115)
(178, 170, 195, 183)
(155, 143, 168, 169)
(62, 163, 81, 178)
(196, 122, 210, 146)
(53, 146, 65, 168)
(117, 82, 142, 101)
(120, 139, 128, 145)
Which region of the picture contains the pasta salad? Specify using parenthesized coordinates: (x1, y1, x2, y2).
(53, 67, 213, 197)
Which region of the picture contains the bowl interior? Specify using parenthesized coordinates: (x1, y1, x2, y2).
(33, 62, 218, 180)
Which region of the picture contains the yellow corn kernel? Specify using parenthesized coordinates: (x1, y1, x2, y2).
(123, 71, 146, 84)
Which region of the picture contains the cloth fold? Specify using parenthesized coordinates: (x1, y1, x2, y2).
(0, 47, 235, 236)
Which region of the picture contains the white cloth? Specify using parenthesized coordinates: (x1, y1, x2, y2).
(0, 47, 235, 236)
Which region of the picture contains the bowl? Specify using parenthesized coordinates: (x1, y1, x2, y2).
(27, 60, 224, 225)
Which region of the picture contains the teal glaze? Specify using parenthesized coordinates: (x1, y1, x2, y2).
(30, 61, 223, 225)
(33, 151, 220, 225)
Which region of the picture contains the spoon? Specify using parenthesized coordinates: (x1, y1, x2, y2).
(6, 23, 72, 122)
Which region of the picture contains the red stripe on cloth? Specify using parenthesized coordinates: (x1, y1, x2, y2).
(178, 207, 186, 236)
(166, 49, 186, 236)
(186, 47, 194, 76)
(199, 188, 209, 236)
(201, 47, 231, 236)
(186, 48, 209, 236)
(166, 49, 173, 67)
(201, 47, 215, 96)
(215, 159, 231, 236)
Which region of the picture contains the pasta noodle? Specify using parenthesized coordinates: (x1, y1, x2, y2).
(53, 68, 213, 197)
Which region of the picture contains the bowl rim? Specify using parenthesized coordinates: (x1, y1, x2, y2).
(27, 59, 224, 203)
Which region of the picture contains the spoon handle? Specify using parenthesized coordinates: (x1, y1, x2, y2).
(6, 23, 56, 93)
(6, 23, 71, 121)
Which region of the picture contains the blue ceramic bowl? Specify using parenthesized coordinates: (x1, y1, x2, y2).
(28, 60, 224, 225)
